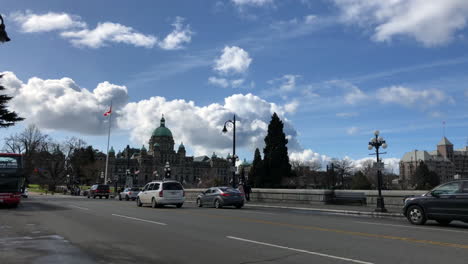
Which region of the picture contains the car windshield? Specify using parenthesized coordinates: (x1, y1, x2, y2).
(219, 187, 239, 193)
(163, 182, 183, 190)
(0, 156, 19, 169)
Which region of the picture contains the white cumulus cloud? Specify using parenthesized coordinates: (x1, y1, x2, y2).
(159, 17, 194, 50)
(11, 11, 86, 32)
(0, 72, 128, 134)
(61, 22, 157, 48)
(12, 11, 193, 49)
(332, 0, 468, 46)
(214, 46, 252, 74)
(290, 149, 332, 169)
(376, 86, 454, 108)
(117, 93, 301, 156)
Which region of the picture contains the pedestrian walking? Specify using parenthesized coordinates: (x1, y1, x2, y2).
(244, 184, 251, 202)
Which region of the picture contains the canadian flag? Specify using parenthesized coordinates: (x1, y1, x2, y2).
(104, 106, 112, 116)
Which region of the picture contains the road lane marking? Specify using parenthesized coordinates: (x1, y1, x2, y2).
(227, 236, 374, 264)
(111, 214, 167, 226)
(232, 210, 276, 215)
(354, 221, 468, 234)
(68, 204, 89, 210)
(188, 212, 468, 249)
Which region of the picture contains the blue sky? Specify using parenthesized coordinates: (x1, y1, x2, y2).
(2, 0, 468, 171)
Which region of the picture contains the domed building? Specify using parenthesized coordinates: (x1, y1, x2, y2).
(106, 115, 230, 187)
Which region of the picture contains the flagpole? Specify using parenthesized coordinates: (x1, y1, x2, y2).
(104, 101, 112, 184)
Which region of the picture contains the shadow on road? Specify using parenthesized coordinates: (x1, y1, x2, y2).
(0, 201, 70, 212)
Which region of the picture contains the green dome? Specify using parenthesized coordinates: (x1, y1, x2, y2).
(152, 115, 173, 137)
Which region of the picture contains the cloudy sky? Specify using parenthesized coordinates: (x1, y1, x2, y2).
(2, 0, 468, 172)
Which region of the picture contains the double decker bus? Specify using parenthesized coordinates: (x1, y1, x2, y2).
(0, 153, 24, 208)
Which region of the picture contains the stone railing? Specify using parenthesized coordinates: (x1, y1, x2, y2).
(184, 189, 427, 207)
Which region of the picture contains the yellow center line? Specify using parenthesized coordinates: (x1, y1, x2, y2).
(178, 211, 468, 250)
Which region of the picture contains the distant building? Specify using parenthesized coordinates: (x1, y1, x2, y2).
(399, 137, 468, 186)
(104, 116, 231, 187)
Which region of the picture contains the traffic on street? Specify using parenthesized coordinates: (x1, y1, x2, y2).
(2, 193, 468, 264)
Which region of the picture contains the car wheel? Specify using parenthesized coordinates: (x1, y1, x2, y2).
(151, 198, 158, 208)
(436, 219, 452, 226)
(118, 195, 122, 201)
(137, 198, 143, 207)
(105, 196, 109, 199)
(407, 205, 426, 225)
(176, 203, 183, 208)
(196, 198, 203, 207)
(125, 195, 129, 201)
(235, 204, 243, 209)
(87, 195, 90, 199)
(214, 199, 222, 209)
(93, 195, 96, 199)
(99, 196, 102, 199)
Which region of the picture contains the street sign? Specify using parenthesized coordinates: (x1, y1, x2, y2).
(373, 162, 384, 170)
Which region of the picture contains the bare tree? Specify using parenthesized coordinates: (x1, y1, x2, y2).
(332, 158, 354, 188)
(3, 124, 49, 184)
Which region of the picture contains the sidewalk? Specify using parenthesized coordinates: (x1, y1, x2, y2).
(243, 202, 404, 218)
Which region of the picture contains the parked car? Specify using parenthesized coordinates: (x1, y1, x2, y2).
(403, 179, 468, 225)
(196, 187, 244, 209)
(82, 189, 89, 197)
(119, 187, 141, 201)
(87, 184, 110, 199)
(136, 181, 184, 208)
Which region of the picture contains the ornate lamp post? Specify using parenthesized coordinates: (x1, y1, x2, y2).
(164, 161, 171, 181)
(368, 130, 388, 213)
(223, 115, 238, 187)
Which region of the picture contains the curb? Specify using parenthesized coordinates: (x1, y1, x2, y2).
(244, 204, 404, 218)
(186, 200, 403, 218)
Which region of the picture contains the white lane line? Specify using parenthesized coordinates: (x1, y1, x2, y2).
(354, 221, 468, 233)
(68, 204, 89, 210)
(227, 236, 374, 264)
(112, 214, 167, 226)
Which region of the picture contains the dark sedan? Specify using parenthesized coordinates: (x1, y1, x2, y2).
(196, 187, 244, 209)
(403, 179, 468, 225)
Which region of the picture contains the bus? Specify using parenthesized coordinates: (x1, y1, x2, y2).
(0, 153, 25, 208)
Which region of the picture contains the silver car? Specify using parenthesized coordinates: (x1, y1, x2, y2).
(196, 187, 244, 209)
(119, 187, 141, 201)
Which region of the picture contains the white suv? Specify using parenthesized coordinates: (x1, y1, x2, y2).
(136, 180, 185, 208)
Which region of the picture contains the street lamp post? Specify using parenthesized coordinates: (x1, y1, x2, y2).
(164, 161, 171, 181)
(223, 115, 238, 188)
(368, 130, 388, 213)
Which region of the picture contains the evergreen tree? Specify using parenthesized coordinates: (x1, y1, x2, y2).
(351, 171, 372, 190)
(412, 161, 440, 190)
(248, 148, 264, 187)
(0, 74, 23, 127)
(263, 113, 292, 187)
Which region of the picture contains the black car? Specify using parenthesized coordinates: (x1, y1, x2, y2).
(403, 179, 468, 225)
(196, 187, 244, 209)
(87, 184, 110, 199)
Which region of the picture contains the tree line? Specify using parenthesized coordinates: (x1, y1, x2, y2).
(3, 124, 102, 191)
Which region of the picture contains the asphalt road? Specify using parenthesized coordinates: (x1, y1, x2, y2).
(1, 195, 468, 264)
